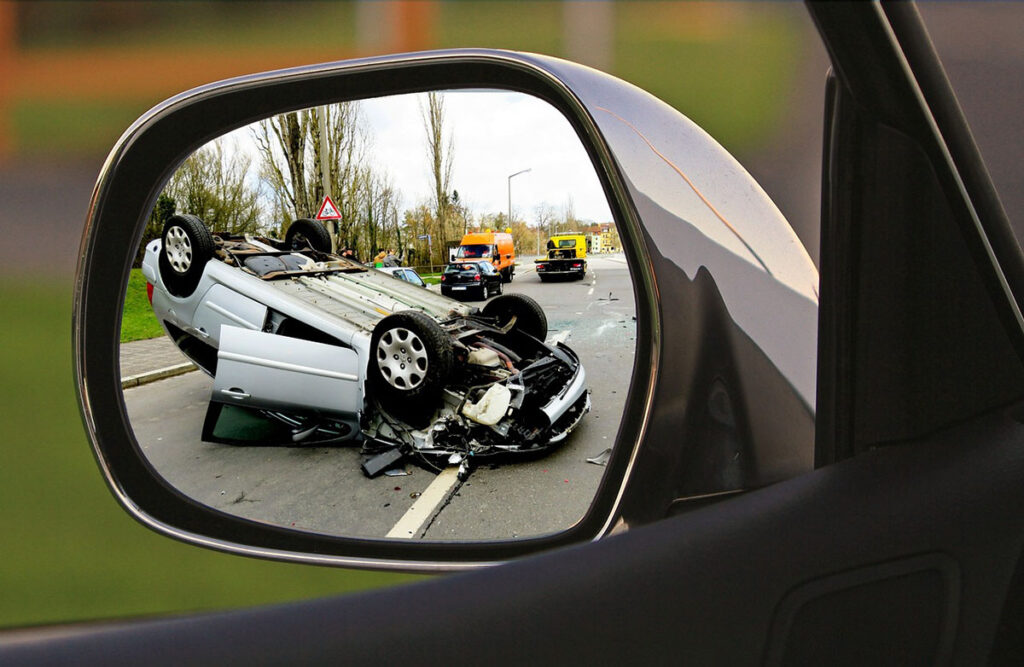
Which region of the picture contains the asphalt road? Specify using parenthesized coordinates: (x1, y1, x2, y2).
(123, 254, 636, 541)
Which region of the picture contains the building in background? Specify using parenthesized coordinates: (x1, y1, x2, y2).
(586, 222, 619, 254)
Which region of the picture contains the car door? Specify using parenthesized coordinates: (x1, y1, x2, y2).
(202, 325, 363, 445)
(398, 269, 426, 288)
(5, 3, 1024, 665)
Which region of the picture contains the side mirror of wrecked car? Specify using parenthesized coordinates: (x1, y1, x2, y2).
(75, 49, 818, 570)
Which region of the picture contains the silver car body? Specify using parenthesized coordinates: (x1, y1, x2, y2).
(140, 235, 588, 458)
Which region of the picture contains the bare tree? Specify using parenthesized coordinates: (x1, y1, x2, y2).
(164, 138, 261, 234)
(313, 103, 366, 241)
(535, 202, 556, 235)
(252, 103, 366, 234)
(355, 167, 401, 260)
(559, 195, 580, 233)
(253, 111, 311, 218)
(422, 92, 455, 265)
(401, 202, 438, 267)
(451, 189, 472, 235)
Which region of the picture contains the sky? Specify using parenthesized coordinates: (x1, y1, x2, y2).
(360, 90, 613, 224)
(217, 89, 614, 227)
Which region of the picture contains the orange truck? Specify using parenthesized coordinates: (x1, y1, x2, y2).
(453, 230, 516, 282)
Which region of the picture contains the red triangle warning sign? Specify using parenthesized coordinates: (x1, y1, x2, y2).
(316, 196, 342, 220)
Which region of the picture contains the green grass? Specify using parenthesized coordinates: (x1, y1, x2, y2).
(121, 269, 165, 343)
(12, 99, 151, 156)
(0, 278, 421, 627)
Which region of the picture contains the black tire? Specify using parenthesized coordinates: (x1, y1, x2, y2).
(158, 214, 214, 298)
(538, 274, 549, 283)
(495, 280, 503, 296)
(482, 293, 548, 340)
(368, 311, 453, 412)
(285, 218, 332, 253)
(500, 266, 513, 283)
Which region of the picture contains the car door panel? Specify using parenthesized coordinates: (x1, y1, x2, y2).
(212, 325, 362, 418)
(192, 284, 269, 343)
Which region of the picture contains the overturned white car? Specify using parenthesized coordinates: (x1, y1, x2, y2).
(141, 215, 590, 476)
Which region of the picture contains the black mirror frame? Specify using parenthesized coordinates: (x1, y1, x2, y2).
(73, 50, 659, 570)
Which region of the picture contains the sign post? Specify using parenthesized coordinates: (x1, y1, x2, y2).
(316, 106, 334, 251)
(315, 196, 343, 253)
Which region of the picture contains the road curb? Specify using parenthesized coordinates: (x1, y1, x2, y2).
(121, 362, 197, 389)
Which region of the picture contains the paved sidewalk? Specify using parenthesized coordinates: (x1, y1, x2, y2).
(119, 336, 194, 383)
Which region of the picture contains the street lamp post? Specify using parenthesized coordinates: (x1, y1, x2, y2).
(507, 167, 531, 231)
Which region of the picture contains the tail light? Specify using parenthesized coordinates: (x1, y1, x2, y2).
(537, 263, 546, 270)
(473, 274, 482, 282)
(441, 275, 447, 283)
(573, 262, 582, 268)
(146, 282, 154, 304)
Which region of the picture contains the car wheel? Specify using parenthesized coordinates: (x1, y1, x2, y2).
(482, 293, 548, 340)
(285, 218, 332, 253)
(368, 310, 453, 412)
(495, 281, 503, 296)
(158, 214, 214, 298)
(538, 274, 549, 283)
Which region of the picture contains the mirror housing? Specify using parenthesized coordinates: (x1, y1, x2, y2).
(76, 49, 817, 569)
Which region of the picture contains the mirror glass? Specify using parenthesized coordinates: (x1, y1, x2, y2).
(120, 89, 635, 541)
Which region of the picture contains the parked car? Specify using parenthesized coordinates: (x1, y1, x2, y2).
(142, 215, 588, 473)
(377, 265, 428, 288)
(439, 260, 503, 301)
(9, 4, 1024, 665)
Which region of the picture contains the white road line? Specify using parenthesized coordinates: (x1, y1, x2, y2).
(588, 286, 594, 296)
(386, 467, 461, 539)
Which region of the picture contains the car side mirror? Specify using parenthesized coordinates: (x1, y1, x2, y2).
(75, 49, 817, 570)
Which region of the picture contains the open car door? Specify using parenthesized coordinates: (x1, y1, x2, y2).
(203, 325, 362, 445)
